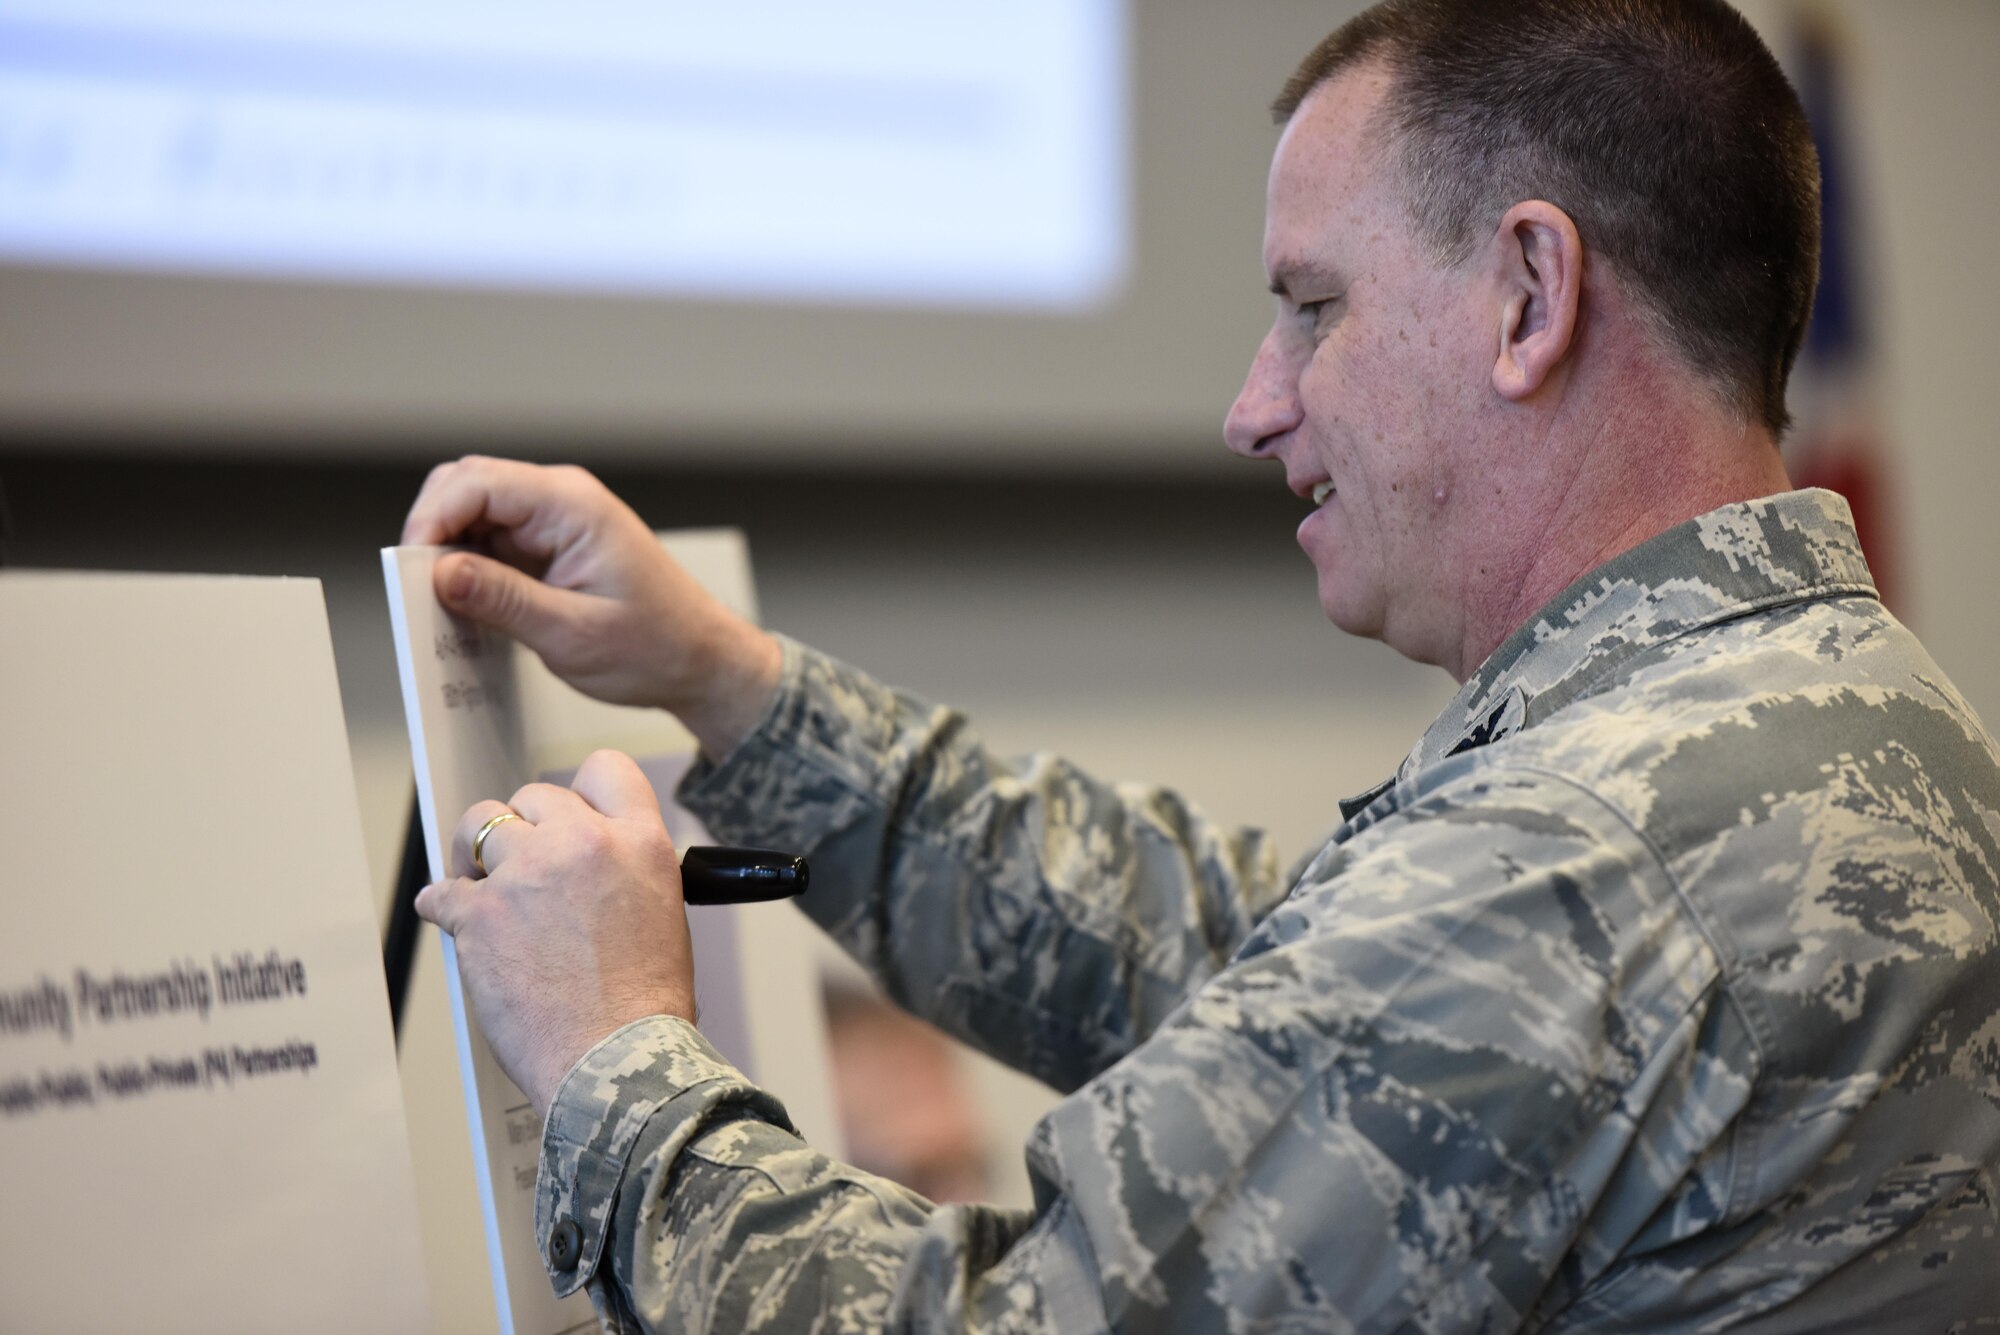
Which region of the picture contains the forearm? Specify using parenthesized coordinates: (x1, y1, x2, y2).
(678, 637, 1288, 1091)
(537, 1017, 1058, 1334)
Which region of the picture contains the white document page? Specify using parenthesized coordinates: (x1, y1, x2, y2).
(383, 531, 841, 1335)
(0, 572, 430, 1334)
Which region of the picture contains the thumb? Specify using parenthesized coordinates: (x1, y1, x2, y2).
(414, 877, 473, 936)
(571, 748, 669, 824)
(434, 551, 583, 655)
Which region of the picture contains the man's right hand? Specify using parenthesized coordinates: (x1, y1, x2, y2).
(401, 456, 782, 760)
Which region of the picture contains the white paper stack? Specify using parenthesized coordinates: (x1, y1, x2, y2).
(382, 531, 840, 1335)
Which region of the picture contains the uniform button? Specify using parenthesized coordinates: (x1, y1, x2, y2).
(548, 1218, 582, 1273)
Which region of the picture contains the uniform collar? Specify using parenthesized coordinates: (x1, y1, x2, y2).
(1396, 488, 1879, 782)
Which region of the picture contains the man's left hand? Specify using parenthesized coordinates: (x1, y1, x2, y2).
(415, 749, 698, 1116)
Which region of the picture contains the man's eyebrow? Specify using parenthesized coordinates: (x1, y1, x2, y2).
(1266, 262, 1344, 299)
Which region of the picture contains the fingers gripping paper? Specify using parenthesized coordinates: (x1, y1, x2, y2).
(382, 531, 841, 1335)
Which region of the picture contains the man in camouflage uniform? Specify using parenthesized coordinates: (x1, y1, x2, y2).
(410, 0, 2000, 1329)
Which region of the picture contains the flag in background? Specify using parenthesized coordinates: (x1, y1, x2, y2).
(1786, 9, 1904, 614)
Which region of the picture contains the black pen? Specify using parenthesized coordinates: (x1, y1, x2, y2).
(678, 846, 809, 905)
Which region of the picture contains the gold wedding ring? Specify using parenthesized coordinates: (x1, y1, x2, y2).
(472, 810, 524, 877)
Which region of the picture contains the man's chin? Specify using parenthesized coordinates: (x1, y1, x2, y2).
(1317, 582, 1384, 644)
(1319, 585, 1453, 672)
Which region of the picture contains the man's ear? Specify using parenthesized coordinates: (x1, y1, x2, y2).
(1490, 201, 1584, 402)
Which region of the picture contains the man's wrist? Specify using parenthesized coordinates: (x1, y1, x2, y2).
(533, 997, 699, 1117)
(673, 625, 784, 762)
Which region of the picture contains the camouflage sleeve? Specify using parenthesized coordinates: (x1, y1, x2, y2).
(677, 636, 1288, 1092)
(546, 763, 1730, 1332)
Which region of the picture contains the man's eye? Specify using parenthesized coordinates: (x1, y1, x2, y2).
(1298, 297, 1340, 331)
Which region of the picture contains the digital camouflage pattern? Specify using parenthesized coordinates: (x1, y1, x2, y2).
(536, 489, 2000, 1332)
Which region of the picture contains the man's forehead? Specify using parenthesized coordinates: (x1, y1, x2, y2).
(1269, 61, 1396, 192)
(1262, 64, 1398, 276)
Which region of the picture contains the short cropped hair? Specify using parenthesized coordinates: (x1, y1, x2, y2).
(1276, 0, 1820, 436)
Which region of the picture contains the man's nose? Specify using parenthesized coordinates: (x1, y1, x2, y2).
(1223, 332, 1303, 459)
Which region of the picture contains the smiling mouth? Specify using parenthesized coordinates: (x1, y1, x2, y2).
(1311, 481, 1337, 506)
